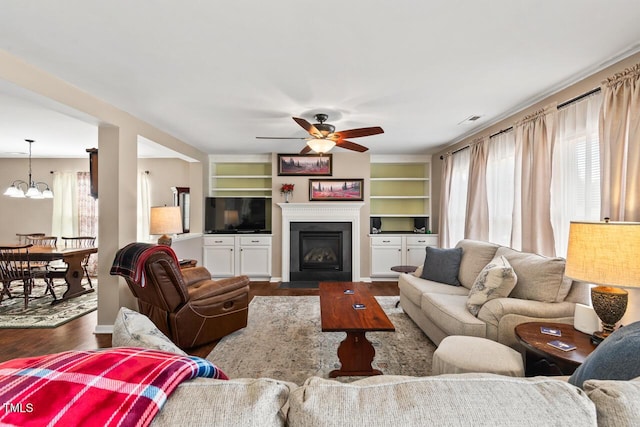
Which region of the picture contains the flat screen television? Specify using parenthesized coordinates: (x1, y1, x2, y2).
(204, 197, 270, 233)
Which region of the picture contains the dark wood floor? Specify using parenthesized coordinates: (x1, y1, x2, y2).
(0, 281, 399, 362)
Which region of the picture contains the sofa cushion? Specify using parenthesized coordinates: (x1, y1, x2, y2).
(287, 374, 596, 426)
(494, 246, 570, 302)
(420, 246, 463, 286)
(466, 255, 518, 316)
(421, 293, 486, 338)
(112, 307, 187, 355)
(455, 239, 500, 289)
(399, 273, 469, 307)
(152, 377, 294, 427)
(583, 376, 640, 427)
(569, 321, 640, 388)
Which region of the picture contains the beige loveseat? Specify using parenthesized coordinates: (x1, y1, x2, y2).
(398, 239, 590, 348)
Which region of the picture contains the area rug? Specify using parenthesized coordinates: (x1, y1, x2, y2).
(0, 280, 97, 329)
(207, 296, 435, 385)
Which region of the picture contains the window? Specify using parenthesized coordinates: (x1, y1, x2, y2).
(446, 148, 470, 245)
(486, 131, 516, 246)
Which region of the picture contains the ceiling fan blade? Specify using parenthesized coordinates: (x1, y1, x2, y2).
(292, 117, 321, 138)
(255, 136, 307, 140)
(335, 126, 384, 139)
(299, 145, 313, 155)
(336, 140, 369, 152)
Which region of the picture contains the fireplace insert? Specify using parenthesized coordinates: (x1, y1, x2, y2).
(290, 222, 351, 281)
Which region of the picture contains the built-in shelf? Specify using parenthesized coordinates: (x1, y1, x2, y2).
(209, 155, 273, 198)
(369, 155, 432, 233)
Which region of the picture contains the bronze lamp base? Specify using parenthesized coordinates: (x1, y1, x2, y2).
(590, 285, 628, 344)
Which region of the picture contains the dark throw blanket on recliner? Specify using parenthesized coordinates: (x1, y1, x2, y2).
(110, 242, 179, 286)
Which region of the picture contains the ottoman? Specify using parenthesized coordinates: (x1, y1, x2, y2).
(432, 336, 524, 376)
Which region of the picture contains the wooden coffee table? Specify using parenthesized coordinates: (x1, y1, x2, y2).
(319, 282, 395, 377)
(515, 322, 597, 376)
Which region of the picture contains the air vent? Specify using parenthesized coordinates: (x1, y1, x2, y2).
(458, 115, 482, 125)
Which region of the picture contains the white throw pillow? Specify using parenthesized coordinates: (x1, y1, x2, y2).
(112, 307, 187, 355)
(466, 255, 517, 316)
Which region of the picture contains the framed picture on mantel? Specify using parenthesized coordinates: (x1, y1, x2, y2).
(309, 178, 364, 201)
(278, 154, 332, 176)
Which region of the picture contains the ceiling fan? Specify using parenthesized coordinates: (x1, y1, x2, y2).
(256, 113, 384, 154)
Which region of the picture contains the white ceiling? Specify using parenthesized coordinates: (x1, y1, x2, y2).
(1, 1, 640, 158)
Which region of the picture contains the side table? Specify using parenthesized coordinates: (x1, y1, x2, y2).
(391, 265, 418, 307)
(515, 322, 596, 376)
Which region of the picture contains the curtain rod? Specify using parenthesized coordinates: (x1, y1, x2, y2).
(437, 86, 602, 161)
(557, 87, 601, 109)
(439, 145, 469, 160)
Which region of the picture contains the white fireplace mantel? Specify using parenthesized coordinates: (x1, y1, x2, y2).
(279, 202, 364, 282)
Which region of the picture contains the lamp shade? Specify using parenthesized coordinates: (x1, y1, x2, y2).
(307, 139, 336, 154)
(149, 206, 183, 235)
(565, 221, 640, 288)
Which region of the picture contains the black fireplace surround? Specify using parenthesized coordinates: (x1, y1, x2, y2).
(290, 222, 352, 282)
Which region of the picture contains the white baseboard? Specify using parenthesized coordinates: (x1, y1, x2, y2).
(94, 324, 113, 335)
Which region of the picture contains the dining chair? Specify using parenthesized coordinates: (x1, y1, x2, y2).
(16, 233, 45, 245)
(0, 244, 46, 309)
(59, 236, 97, 288)
(26, 236, 58, 299)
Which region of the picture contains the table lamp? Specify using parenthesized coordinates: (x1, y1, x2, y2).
(150, 206, 183, 246)
(565, 220, 640, 344)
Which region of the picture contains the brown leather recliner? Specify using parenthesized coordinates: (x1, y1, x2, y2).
(123, 251, 250, 349)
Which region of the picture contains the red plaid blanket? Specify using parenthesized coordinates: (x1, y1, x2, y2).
(0, 347, 227, 427)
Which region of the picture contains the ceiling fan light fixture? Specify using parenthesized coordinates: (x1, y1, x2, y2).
(307, 139, 336, 154)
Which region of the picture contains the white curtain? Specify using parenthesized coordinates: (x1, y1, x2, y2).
(445, 148, 470, 247)
(486, 130, 516, 246)
(137, 171, 151, 242)
(51, 171, 79, 238)
(551, 92, 602, 257)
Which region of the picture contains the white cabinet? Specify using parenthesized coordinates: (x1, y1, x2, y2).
(238, 236, 272, 278)
(203, 236, 235, 277)
(203, 235, 272, 280)
(370, 236, 403, 277)
(405, 235, 437, 267)
(370, 234, 438, 278)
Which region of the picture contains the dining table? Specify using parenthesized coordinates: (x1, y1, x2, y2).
(13, 245, 97, 305)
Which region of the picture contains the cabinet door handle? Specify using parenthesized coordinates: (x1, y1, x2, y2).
(383, 240, 391, 243)
(214, 240, 223, 243)
(251, 240, 259, 243)
(418, 240, 426, 243)
(398, 249, 401, 252)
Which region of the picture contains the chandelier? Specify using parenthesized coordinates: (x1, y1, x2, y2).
(3, 139, 53, 199)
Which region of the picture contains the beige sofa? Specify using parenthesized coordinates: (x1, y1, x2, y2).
(398, 239, 590, 348)
(154, 373, 640, 426)
(112, 307, 639, 426)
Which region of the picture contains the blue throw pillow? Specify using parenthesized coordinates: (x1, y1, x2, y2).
(420, 246, 463, 286)
(568, 320, 640, 388)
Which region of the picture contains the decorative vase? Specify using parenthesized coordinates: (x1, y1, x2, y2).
(284, 192, 290, 203)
